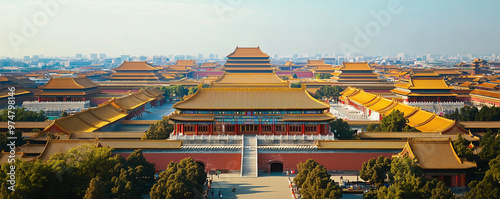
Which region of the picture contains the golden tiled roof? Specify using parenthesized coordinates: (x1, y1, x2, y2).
(98, 140, 182, 149)
(398, 139, 476, 169)
(470, 89, 500, 103)
(108, 76, 159, 80)
(169, 114, 215, 121)
(113, 61, 160, 71)
(110, 73, 157, 76)
(40, 77, 98, 89)
(342, 87, 464, 134)
(282, 113, 335, 121)
(69, 132, 144, 139)
(210, 72, 288, 88)
(173, 87, 330, 110)
(340, 62, 373, 71)
(476, 82, 499, 88)
(48, 103, 128, 134)
(175, 60, 196, 66)
(39, 139, 99, 161)
(358, 132, 479, 141)
(317, 140, 407, 149)
(306, 60, 326, 65)
(226, 46, 270, 58)
(0, 121, 51, 129)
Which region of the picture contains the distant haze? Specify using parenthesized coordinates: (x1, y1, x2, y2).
(1, 0, 499, 57)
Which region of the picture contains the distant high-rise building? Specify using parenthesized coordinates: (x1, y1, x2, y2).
(76, 53, 83, 59)
(99, 53, 106, 58)
(121, 55, 131, 62)
(90, 53, 98, 60)
(209, 54, 215, 59)
(139, 56, 147, 61)
(33, 55, 39, 60)
(23, 56, 30, 60)
(397, 53, 405, 60)
(273, 54, 278, 59)
(198, 53, 203, 60)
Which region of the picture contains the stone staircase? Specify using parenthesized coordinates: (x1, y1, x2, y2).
(241, 135, 258, 177)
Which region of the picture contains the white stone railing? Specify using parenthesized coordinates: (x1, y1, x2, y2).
(22, 101, 90, 112)
(256, 134, 336, 141)
(169, 134, 244, 140)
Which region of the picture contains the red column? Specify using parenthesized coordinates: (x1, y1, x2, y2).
(302, 124, 305, 134)
(460, 174, 466, 187)
(317, 124, 321, 135)
(210, 124, 213, 135)
(439, 175, 444, 182)
(272, 124, 275, 135)
(258, 123, 262, 135)
(181, 124, 184, 134)
(195, 124, 198, 135)
(235, 124, 239, 135)
(286, 124, 289, 135)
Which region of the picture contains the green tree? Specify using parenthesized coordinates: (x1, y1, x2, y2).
(301, 165, 342, 199)
(47, 145, 124, 198)
(360, 156, 392, 188)
(188, 84, 209, 95)
(290, 82, 302, 88)
(477, 129, 500, 171)
(465, 155, 500, 199)
(453, 134, 474, 161)
(330, 118, 355, 139)
(142, 116, 172, 140)
(294, 159, 320, 188)
(0, 130, 25, 152)
(61, 111, 69, 118)
(282, 76, 289, 80)
(316, 73, 333, 79)
(314, 85, 344, 100)
(111, 149, 156, 198)
(150, 157, 207, 199)
(367, 110, 418, 132)
(375, 157, 453, 199)
(293, 73, 298, 78)
(294, 159, 341, 199)
(0, 107, 47, 122)
(84, 177, 107, 199)
(0, 160, 60, 199)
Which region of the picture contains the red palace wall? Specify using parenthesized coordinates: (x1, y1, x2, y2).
(117, 152, 241, 172)
(258, 153, 395, 173)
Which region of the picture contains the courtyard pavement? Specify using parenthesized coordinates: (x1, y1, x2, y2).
(208, 174, 293, 199)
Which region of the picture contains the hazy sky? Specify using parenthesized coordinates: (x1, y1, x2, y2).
(1, 0, 499, 58)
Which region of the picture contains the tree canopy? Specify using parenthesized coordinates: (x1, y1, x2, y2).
(364, 156, 453, 199)
(0, 107, 47, 122)
(0, 145, 155, 199)
(360, 156, 392, 188)
(188, 84, 209, 95)
(330, 118, 355, 139)
(315, 73, 333, 79)
(465, 155, 500, 199)
(314, 85, 343, 100)
(292, 73, 298, 78)
(158, 85, 189, 100)
(367, 110, 418, 132)
(142, 116, 172, 140)
(445, 106, 500, 121)
(150, 157, 207, 199)
(294, 159, 342, 199)
(290, 82, 302, 88)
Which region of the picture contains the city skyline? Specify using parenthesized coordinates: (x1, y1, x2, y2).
(1, 0, 499, 57)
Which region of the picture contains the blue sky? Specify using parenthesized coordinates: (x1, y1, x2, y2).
(1, 0, 499, 57)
